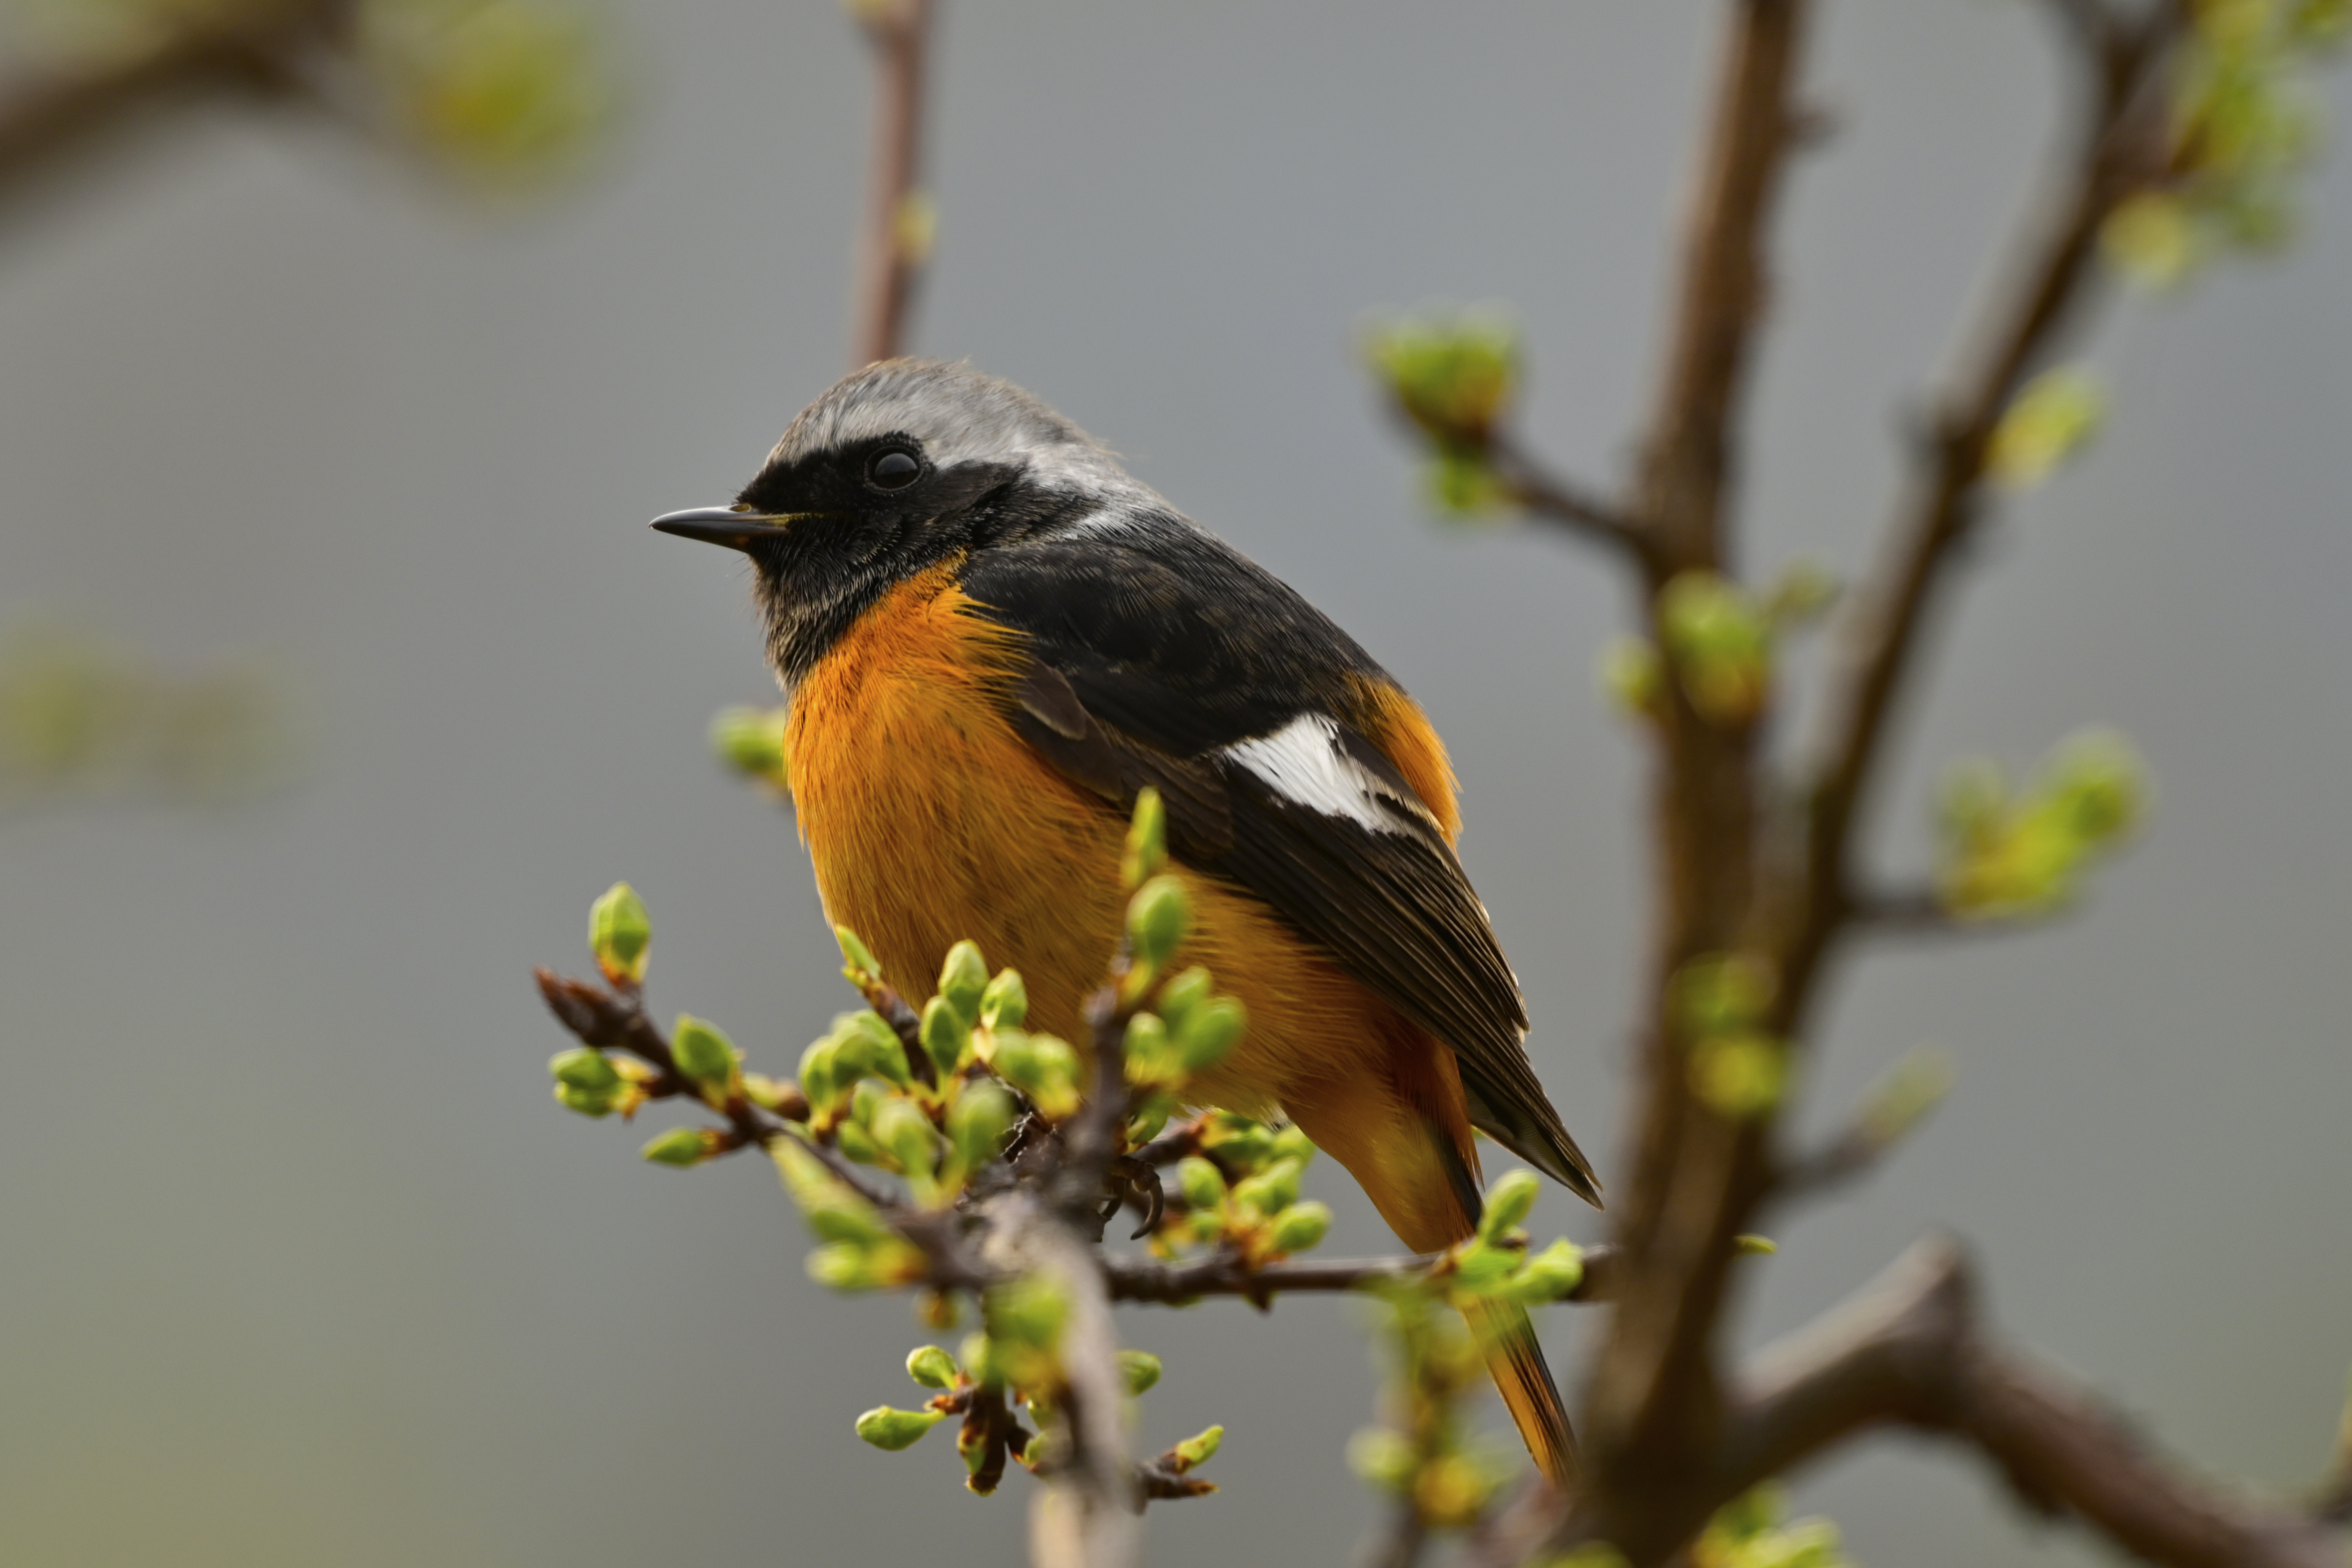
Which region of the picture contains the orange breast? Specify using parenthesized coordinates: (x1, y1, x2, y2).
(785, 565, 1482, 1251)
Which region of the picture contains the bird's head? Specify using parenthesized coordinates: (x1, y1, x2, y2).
(653, 359, 1145, 687)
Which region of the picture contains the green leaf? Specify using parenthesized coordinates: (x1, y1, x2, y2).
(854, 1404, 947, 1451)
(588, 881, 650, 985)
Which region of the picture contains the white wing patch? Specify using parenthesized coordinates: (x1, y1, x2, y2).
(1221, 713, 1423, 835)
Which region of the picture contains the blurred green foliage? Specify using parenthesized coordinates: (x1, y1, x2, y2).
(1937, 728, 2149, 920)
(1362, 310, 1521, 520)
(0, 621, 295, 810)
(1986, 366, 2107, 492)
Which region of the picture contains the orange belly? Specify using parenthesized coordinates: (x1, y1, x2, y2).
(783, 564, 1481, 1250)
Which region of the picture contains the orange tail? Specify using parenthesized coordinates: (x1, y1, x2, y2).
(1282, 1025, 1580, 1494)
(1462, 1295, 1577, 1491)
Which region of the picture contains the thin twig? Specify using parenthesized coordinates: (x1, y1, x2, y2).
(1102, 1245, 1621, 1307)
(849, 0, 937, 367)
(1484, 433, 1648, 559)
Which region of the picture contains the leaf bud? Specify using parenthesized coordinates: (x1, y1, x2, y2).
(709, 705, 786, 778)
(669, 1014, 737, 1089)
(1154, 965, 1212, 1036)
(936, 939, 990, 1025)
(834, 1009, 912, 1087)
(641, 1126, 714, 1167)
(1735, 1234, 1778, 1255)
(1447, 1241, 1518, 1294)
(835, 1119, 884, 1166)
(980, 969, 1028, 1031)
(1689, 1033, 1787, 1119)
(1123, 1011, 1176, 1084)
(1175, 995, 1246, 1074)
(1117, 1349, 1163, 1396)
(553, 1082, 617, 1118)
(1175, 1156, 1228, 1214)
(1122, 786, 1168, 890)
(1266, 1200, 1333, 1255)
(855, 1404, 947, 1451)
(1502, 1239, 1586, 1304)
(906, 1343, 960, 1390)
(1477, 1169, 1540, 1244)
(871, 1094, 939, 1180)
(808, 1238, 925, 1291)
(1125, 1093, 1172, 1146)
(741, 1073, 810, 1120)
(1658, 571, 1772, 725)
(1171, 1424, 1223, 1471)
(1230, 1156, 1303, 1219)
(1348, 1428, 1415, 1491)
(1269, 1123, 1317, 1167)
(1987, 365, 2108, 492)
(947, 1079, 1016, 1175)
(588, 881, 650, 985)
(834, 926, 881, 983)
(959, 1331, 1004, 1389)
(549, 1047, 620, 1094)
(1597, 635, 1665, 722)
(987, 1274, 1070, 1354)
(1126, 874, 1190, 970)
(918, 1000, 967, 1084)
(1199, 1112, 1274, 1169)
(991, 1030, 1081, 1122)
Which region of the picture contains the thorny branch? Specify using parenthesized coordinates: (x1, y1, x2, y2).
(847, 0, 936, 367)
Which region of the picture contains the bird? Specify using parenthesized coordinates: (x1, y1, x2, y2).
(651, 358, 1600, 1488)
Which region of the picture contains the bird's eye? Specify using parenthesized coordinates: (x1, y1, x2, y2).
(866, 448, 923, 490)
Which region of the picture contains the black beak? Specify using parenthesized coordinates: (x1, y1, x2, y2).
(650, 506, 790, 550)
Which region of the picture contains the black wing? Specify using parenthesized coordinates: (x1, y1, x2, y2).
(960, 516, 1599, 1204)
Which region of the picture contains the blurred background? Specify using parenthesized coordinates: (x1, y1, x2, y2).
(2, 2, 2347, 1564)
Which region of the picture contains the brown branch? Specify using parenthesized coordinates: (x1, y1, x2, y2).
(1102, 1244, 1621, 1307)
(1585, 0, 1815, 1510)
(1484, 433, 1649, 561)
(0, 0, 352, 222)
(848, 0, 937, 367)
(1705, 1239, 2347, 1568)
(1794, 5, 2182, 990)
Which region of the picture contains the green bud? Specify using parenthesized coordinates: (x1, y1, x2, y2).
(835, 1119, 884, 1165)
(1171, 1424, 1223, 1470)
(1937, 757, 2010, 840)
(670, 1015, 737, 1088)
(641, 1126, 712, 1167)
(1735, 1234, 1778, 1255)
(589, 881, 651, 985)
(936, 939, 989, 1024)
(1123, 1011, 1175, 1083)
(1502, 1239, 1586, 1304)
(1125, 1093, 1172, 1146)
(835, 926, 881, 982)
(1448, 1241, 1519, 1294)
(1987, 365, 2108, 492)
(1658, 571, 1772, 725)
(808, 1238, 925, 1292)
(1199, 1112, 1275, 1168)
(1176, 1156, 1228, 1213)
(795, 1043, 842, 1114)
(1269, 1124, 1316, 1167)
(2103, 191, 2198, 289)
(871, 1094, 938, 1180)
(1477, 1169, 1541, 1244)
(918, 996, 968, 1078)
(1348, 1427, 1416, 1491)
(1363, 310, 1518, 445)
(709, 705, 786, 777)
(806, 1197, 893, 1248)
(855, 1404, 947, 1451)
(1670, 953, 1776, 1035)
(1126, 874, 1190, 970)
(959, 1331, 1004, 1389)
(834, 1009, 912, 1088)
(1689, 1033, 1787, 1119)
(947, 1079, 1016, 1175)
(980, 969, 1028, 1031)
(1230, 1156, 1303, 1219)
(550, 1046, 620, 1094)
(1154, 966, 1212, 1035)
(553, 1082, 617, 1117)
(1122, 786, 1168, 890)
(1597, 635, 1665, 722)
(1118, 1349, 1163, 1396)
(849, 1076, 888, 1129)
(1266, 1200, 1332, 1255)
(1176, 996, 1246, 1074)
(987, 1274, 1069, 1353)
(906, 1343, 960, 1389)
(2045, 728, 2147, 845)
(991, 1030, 1081, 1121)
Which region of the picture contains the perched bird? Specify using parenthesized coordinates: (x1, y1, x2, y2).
(653, 359, 1600, 1486)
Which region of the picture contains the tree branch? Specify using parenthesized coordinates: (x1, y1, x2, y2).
(849, 0, 937, 367)
(1711, 1239, 2348, 1568)
(1102, 1244, 1621, 1307)
(0, 0, 353, 224)
(1485, 433, 1650, 561)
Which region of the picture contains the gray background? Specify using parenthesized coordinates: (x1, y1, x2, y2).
(3, 2, 2348, 1564)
